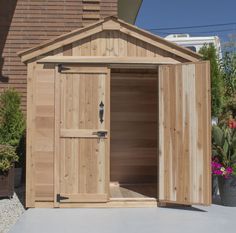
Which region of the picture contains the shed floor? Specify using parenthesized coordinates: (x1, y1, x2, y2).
(8, 201, 236, 233)
(109, 183, 157, 199)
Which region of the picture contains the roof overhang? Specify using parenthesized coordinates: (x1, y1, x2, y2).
(38, 56, 180, 69)
(118, 0, 143, 24)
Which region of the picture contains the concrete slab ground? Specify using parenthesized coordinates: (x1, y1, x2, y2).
(8, 203, 236, 233)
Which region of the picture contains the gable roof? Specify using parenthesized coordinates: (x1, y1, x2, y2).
(18, 16, 202, 63)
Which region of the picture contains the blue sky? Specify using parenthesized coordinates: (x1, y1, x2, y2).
(136, 0, 236, 42)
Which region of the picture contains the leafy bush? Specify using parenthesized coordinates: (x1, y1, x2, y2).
(199, 44, 224, 117)
(0, 89, 25, 168)
(16, 131, 26, 168)
(220, 52, 236, 118)
(0, 144, 18, 172)
(0, 89, 25, 147)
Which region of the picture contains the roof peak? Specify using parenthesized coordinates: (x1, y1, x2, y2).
(18, 16, 201, 63)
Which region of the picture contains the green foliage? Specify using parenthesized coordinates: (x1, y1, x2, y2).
(212, 126, 224, 147)
(212, 124, 236, 169)
(221, 52, 236, 100)
(0, 89, 25, 148)
(232, 163, 236, 176)
(16, 132, 26, 168)
(219, 51, 236, 119)
(0, 144, 18, 172)
(199, 44, 224, 117)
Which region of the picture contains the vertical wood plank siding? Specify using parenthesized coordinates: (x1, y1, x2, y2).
(0, 0, 117, 111)
(71, 30, 185, 62)
(158, 62, 211, 205)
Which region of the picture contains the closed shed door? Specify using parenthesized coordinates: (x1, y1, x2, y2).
(54, 65, 110, 205)
(158, 61, 211, 205)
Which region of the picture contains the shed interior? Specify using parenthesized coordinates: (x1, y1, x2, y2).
(110, 68, 158, 200)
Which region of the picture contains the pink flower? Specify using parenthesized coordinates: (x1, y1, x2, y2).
(213, 170, 222, 175)
(211, 158, 233, 178)
(228, 119, 236, 129)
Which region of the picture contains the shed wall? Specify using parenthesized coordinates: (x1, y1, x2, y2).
(26, 62, 55, 205)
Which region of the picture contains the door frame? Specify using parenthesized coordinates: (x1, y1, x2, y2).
(49, 59, 211, 207)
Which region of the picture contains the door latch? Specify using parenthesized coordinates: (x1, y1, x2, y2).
(93, 131, 108, 138)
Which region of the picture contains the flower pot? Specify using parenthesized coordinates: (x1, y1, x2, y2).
(218, 175, 236, 207)
(0, 166, 14, 198)
(212, 175, 219, 197)
(14, 167, 22, 188)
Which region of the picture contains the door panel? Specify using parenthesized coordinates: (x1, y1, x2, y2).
(54, 65, 110, 205)
(158, 61, 211, 205)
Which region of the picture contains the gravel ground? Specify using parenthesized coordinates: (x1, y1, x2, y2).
(0, 186, 25, 233)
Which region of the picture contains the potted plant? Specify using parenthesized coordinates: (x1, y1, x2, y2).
(0, 144, 18, 198)
(212, 119, 236, 206)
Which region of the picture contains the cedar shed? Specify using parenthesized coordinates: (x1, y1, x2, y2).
(19, 16, 211, 208)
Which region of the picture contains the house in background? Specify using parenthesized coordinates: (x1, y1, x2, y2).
(0, 0, 143, 111)
(165, 34, 222, 58)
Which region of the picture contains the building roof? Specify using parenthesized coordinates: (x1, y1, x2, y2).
(118, 0, 143, 24)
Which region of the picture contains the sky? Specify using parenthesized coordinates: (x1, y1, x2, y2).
(136, 0, 236, 43)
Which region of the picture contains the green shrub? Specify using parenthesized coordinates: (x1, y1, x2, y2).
(0, 144, 18, 172)
(16, 131, 26, 168)
(0, 89, 25, 169)
(199, 44, 224, 117)
(0, 89, 25, 147)
(220, 52, 236, 118)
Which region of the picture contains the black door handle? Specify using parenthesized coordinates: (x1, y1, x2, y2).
(99, 101, 104, 123)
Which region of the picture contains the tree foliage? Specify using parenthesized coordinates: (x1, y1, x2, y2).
(0, 145, 18, 172)
(218, 34, 236, 118)
(199, 44, 224, 117)
(221, 52, 236, 100)
(0, 89, 25, 148)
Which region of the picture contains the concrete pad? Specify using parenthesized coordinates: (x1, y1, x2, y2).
(9, 204, 236, 233)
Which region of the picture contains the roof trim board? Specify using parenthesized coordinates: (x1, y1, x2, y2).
(38, 56, 180, 64)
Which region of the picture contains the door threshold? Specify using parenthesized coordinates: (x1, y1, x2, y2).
(34, 200, 158, 208)
(110, 197, 157, 201)
(108, 198, 158, 208)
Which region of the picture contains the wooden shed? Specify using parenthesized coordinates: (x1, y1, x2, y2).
(18, 16, 211, 208)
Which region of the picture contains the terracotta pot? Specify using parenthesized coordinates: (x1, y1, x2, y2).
(0, 166, 14, 198)
(218, 175, 236, 207)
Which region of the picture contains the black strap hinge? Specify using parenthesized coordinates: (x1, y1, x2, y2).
(58, 64, 70, 73)
(56, 194, 69, 202)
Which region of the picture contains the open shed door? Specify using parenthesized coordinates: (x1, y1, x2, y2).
(54, 64, 110, 206)
(158, 61, 211, 205)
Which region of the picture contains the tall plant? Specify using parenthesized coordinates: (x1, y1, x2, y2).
(199, 44, 224, 117)
(212, 120, 236, 178)
(0, 89, 25, 148)
(221, 52, 236, 112)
